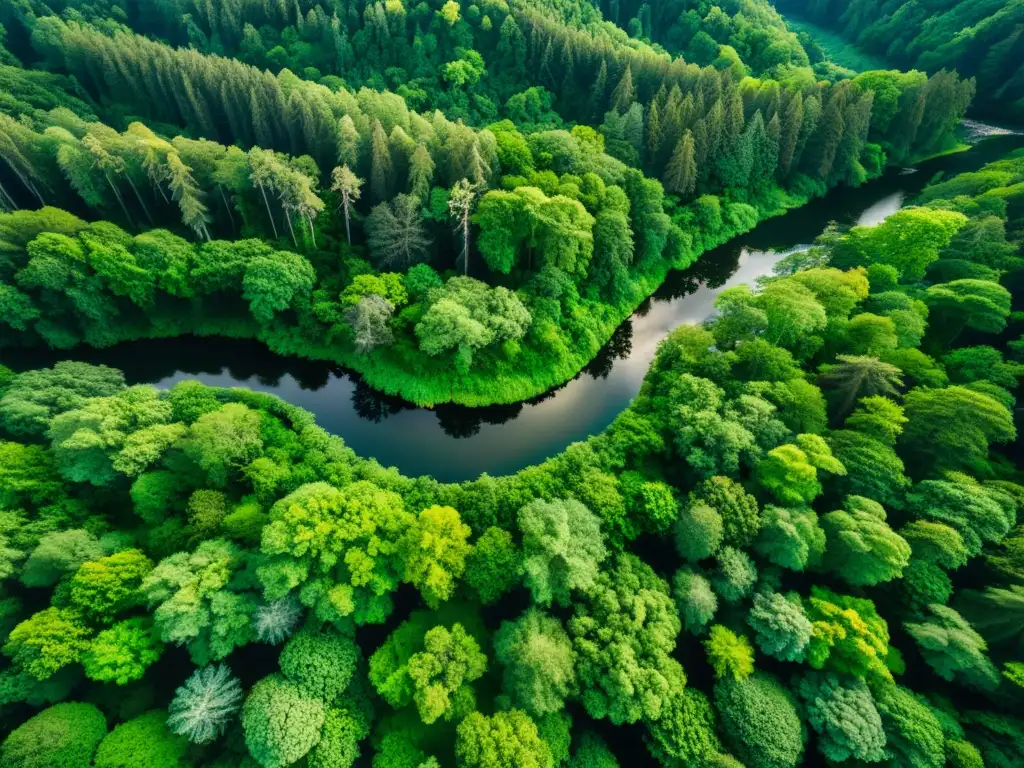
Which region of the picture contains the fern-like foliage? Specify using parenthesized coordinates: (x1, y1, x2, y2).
(167, 664, 244, 745)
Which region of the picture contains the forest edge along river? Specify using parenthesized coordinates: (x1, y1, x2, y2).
(5, 128, 1023, 482)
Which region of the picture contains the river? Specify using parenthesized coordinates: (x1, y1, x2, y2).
(4, 131, 1022, 481)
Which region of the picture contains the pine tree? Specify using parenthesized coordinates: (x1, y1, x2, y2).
(337, 115, 360, 170)
(370, 118, 393, 202)
(610, 63, 635, 113)
(664, 130, 697, 198)
(778, 93, 804, 178)
(330, 164, 363, 246)
(449, 178, 478, 275)
(408, 144, 435, 202)
(646, 100, 662, 167)
(589, 58, 609, 122)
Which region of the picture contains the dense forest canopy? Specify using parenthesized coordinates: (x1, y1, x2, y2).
(1, 0, 1024, 766)
(777, 0, 1024, 123)
(2, 148, 1024, 768)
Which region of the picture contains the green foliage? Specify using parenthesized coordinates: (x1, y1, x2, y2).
(672, 567, 719, 634)
(69, 549, 153, 622)
(464, 526, 522, 604)
(495, 608, 575, 716)
(3, 607, 91, 680)
(714, 674, 805, 768)
(643, 688, 721, 766)
(399, 505, 472, 609)
(93, 710, 188, 768)
(568, 554, 683, 724)
(258, 481, 413, 626)
(0, 702, 107, 768)
(279, 629, 360, 702)
(167, 664, 244, 745)
(82, 617, 163, 685)
(455, 710, 553, 768)
(704, 625, 754, 681)
(820, 495, 911, 585)
(795, 672, 886, 763)
(747, 591, 812, 662)
(904, 605, 1001, 691)
(242, 675, 325, 768)
(518, 498, 607, 607)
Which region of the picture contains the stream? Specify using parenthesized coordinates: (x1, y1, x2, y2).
(4, 130, 1022, 481)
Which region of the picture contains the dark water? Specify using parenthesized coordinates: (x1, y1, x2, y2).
(5, 133, 1022, 482)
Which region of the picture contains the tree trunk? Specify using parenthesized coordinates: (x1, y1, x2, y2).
(343, 195, 351, 245)
(306, 212, 317, 248)
(4, 158, 45, 206)
(462, 213, 470, 275)
(285, 208, 298, 247)
(219, 187, 235, 233)
(257, 180, 279, 238)
(106, 173, 134, 228)
(0, 180, 18, 211)
(125, 175, 154, 225)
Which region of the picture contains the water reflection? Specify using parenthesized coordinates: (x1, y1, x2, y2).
(4, 133, 1023, 481)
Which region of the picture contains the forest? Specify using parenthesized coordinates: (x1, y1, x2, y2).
(1, 0, 1024, 767)
(2, 144, 1024, 768)
(777, 0, 1024, 124)
(0, 0, 975, 404)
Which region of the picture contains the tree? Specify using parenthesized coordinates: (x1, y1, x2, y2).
(464, 526, 522, 604)
(494, 608, 575, 716)
(818, 355, 903, 420)
(714, 674, 806, 768)
(820, 495, 911, 586)
(167, 664, 244, 745)
(664, 131, 696, 197)
(279, 629, 360, 702)
(568, 554, 683, 724)
(904, 605, 1000, 691)
(518, 498, 607, 607)
(690, 476, 760, 547)
(2, 608, 91, 680)
(92, 710, 188, 768)
(747, 591, 812, 663)
(674, 503, 723, 562)
(258, 481, 413, 626)
(243, 675, 325, 768)
(180, 403, 264, 487)
(712, 546, 757, 602)
(900, 386, 1015, 476)
(69, 549, 154, 623)
(366, 194, 431, 269)
(415, 278, 531, 373)
(330, 164, 363, 245)
(345, 296, 394, 354)
(0, 361, 124, 438)
(873, 685, 945, 768)
(904, 478, 1014, 558)
(399, 505, 472, 609)
(567, 733, 618, 768)
(643, 688, 721, 766)
(925, 279, 1012, 341)
(705, 625, 754, 681)
(672, 567, 718, 634)
(0, 702, 107, 768)
(754, 506, 825, 572)
(756, 436, 844, 506)
(805, 587, 892, 682)
(82, 617, 163, 685)
(371, 619, 486, 725)
(795, 673, 886, 763)
(449, 179, 478, 275)
(142, 538, 257, 665)
(253, 598, 301, 645)
(22, 529, 103, 588)
(456, 710, 553, 768)
(242, 250, 316, 322)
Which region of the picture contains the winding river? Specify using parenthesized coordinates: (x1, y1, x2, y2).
(4, 131, 1022, 481)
